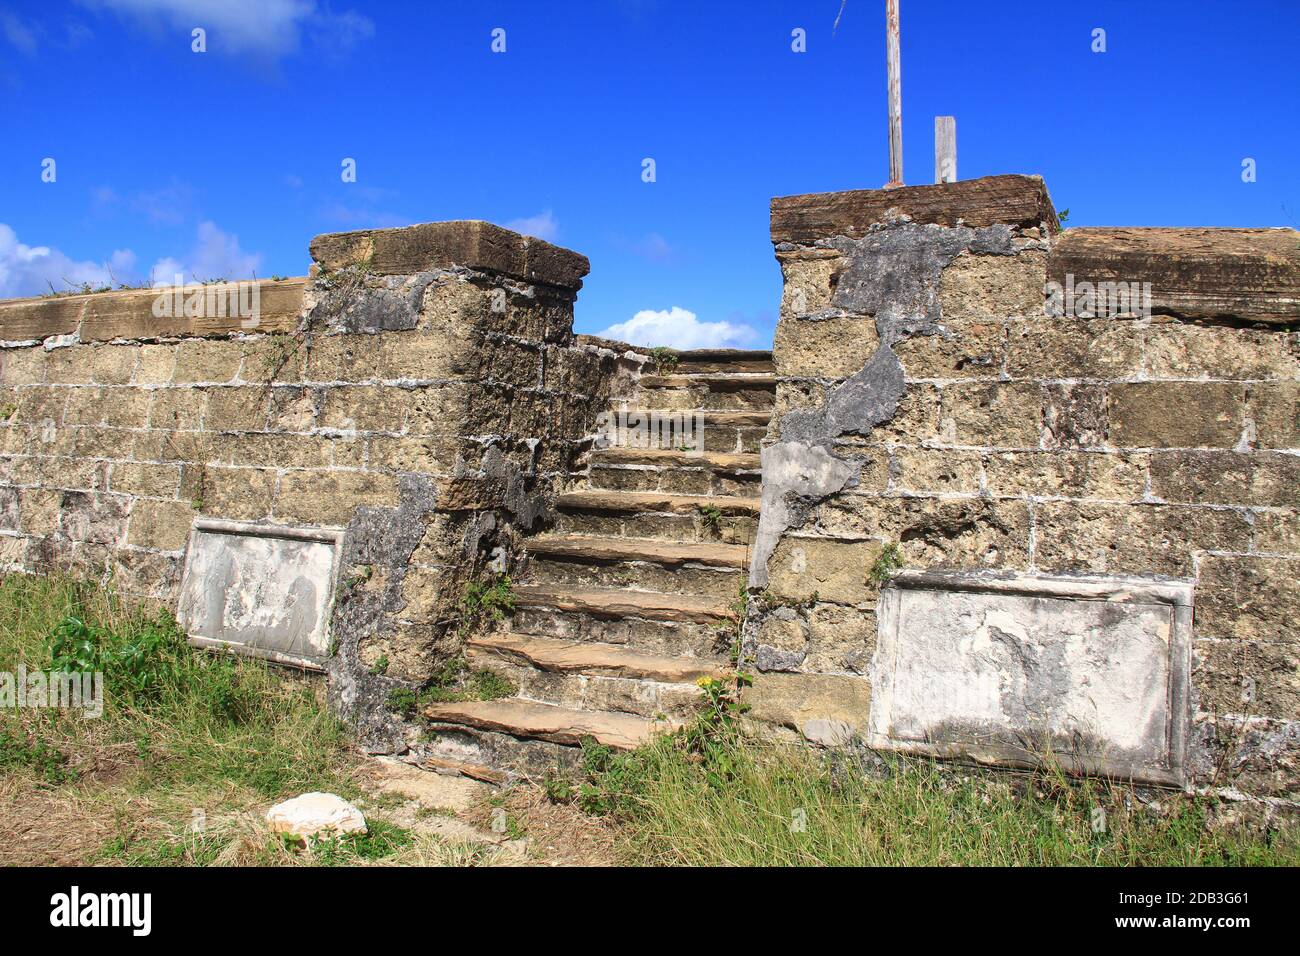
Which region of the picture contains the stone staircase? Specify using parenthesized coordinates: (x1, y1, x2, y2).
(422, 348, 774, 776)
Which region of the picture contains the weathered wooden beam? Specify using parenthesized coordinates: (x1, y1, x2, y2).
(885, 0, 903, 187)
(771, 173, 1058, 243)
(935, 116, 956, 183)
(1048, 227, 1300, 325)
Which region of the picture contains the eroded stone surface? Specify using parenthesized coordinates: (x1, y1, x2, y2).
(869, 572, 1192, 785)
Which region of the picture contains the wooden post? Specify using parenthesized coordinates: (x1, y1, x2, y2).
(935, 116, 956, 183)
(885, 0, 903, 187)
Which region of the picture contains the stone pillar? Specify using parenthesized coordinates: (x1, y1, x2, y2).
(748, 174, 1300, 798)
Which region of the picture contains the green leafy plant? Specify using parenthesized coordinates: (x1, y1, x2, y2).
(647, 346, 679, 374)
(697, 504, 723, 534)
(869, 542, 904, 585)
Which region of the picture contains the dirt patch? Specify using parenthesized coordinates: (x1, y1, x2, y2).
(464, 785, 622, 867)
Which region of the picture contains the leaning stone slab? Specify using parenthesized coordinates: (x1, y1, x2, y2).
(869, 570, 1194, 788)
(266, 793, 367, 840)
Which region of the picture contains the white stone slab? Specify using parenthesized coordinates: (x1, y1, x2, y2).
(869, 571, 1193, 786)
(176, 519, 344, 670)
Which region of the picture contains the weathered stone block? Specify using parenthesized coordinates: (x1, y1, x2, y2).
(1195, 556, 1299, 643)
(376, 329, 474, 381)
(1, 348, 46, 386)
(110, 462, 181, 498)
(204, 386, 269, 432)
(191, 466, 276, 520)
(45, 347, 95, 385)
(13, 386, 66, 426)
(1108, 382, 1245, 448)
(1043, 382, 1107, 449)
(745, 671, 873, 742)
(983, 450, 1146, 500)
(805, 602, 876, 674)
(18, 488, 61, 535)
(171, 340, 245, 384)
(275, 470, 399, 524)
(126, 499, 194, 550)
(303, 334, 380, 383)
(895, 318, 1004, 380)
(318, 385, 407, 432)
(62, 387, 106, 426)
(1034, 502, 1252, 576)
(1256, 512, 1299, 554)
(751, 607, 808, 672)
(892, 448, 983, 494)
(367, 435, 458, 474)
(1005, 316, 1144, 379)
(767, 536, 883, 604)
(59, 491, 129, 545)
(938, 250, 1045, 320)
(774, 316, 881, 383)
(1251, 381, 1297, 450)
(90, 345, 138, 385)
(267, 386, 316, 431)
(177, 519, 343, 668)
(812, 495, 1031, 570)
(1149, 450, 1299, 508)
(777, 253, 838, 316)
(1194, 638, 1299, 717)
(939, 382, 1042, 447)
(1145, 322, 1299, 381)
(133, 344, 175, 384)
(99, 389, 150, 428)
(871, 571, 1193, 786)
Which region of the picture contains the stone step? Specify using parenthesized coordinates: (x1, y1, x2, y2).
(670, 348, 774, 374)
(468, 633, 727, 682)
(636, 377, 777, 411)
(640, 373, 780, 389)
(588, 448, 761, 496)
(552, 507, 757, 545)
(422, 698, 675, 749)
(591, 447, 759, 471)
(553, 489, 760, 544)
(527, 534, 749, 568)
(510, 606, 729, 658)
(556, 489, 761, 517)
(465, 652, 705, 722)
(528, 552, 743, 600)
(513, 585, 735, 623)
(600, 409, 769, 454)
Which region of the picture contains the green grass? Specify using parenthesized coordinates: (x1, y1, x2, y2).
(0, 573, 356, 802)
(575, 727, 1300, 867)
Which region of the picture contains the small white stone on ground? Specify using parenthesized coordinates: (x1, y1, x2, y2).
(266, 792, 367, 840)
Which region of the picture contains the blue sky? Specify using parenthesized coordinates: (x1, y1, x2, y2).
(1, 1, 1297, 347)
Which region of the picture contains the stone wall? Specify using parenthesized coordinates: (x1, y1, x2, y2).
(0, 220, 633, 751)
(747, 175, 1300, 799)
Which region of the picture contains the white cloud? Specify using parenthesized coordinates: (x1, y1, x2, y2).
(0, 223, 136, 298)
(149, 220, 262, 284)
(505, 210, 559, 242)
(1, 10, 37, 55)
(595, 306, 759, 350)
(633, 232, 672, 262)
(87, 0, 373, 60)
